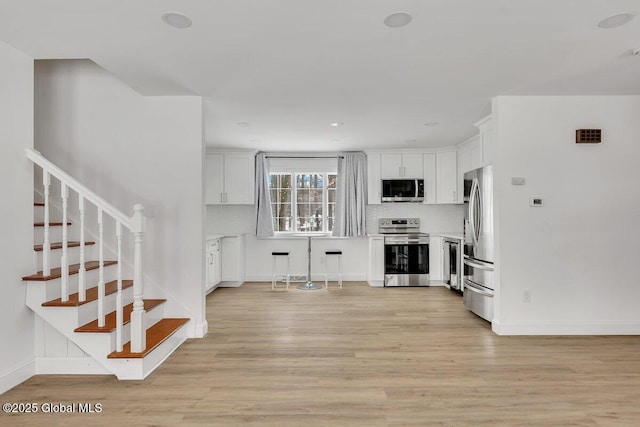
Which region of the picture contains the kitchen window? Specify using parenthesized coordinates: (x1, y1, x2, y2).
(269, 172, 337, 233)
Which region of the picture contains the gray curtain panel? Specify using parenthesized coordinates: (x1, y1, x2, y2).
(333, 152, 367, 237)
(255, 152, 274, 237)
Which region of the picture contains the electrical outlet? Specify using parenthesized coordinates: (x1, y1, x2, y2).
(523, 290, 531, 303)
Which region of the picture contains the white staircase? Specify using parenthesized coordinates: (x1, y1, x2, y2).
(23, 148, 190, 380)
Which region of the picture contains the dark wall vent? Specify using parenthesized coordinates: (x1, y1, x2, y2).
(576, 129, 602, 143)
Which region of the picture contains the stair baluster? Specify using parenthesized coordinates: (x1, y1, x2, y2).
(78, 196, 86, 301)
(42, 171, 51, 276)
(60, 182, 69, 302)
(116, 221, 123, 352)
(97, 208, 105, 328)
(130, 204, 146, 353)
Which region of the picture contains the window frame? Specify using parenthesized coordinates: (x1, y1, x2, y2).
(269, 171, 336, 234)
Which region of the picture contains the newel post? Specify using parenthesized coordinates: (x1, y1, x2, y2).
(130, 203, 147, 352)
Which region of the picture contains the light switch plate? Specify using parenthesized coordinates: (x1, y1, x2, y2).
(530, 197, 544, 207)
(511, 177, 526, 185)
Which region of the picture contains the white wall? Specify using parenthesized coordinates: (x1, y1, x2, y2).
(34, 60, 206, 337)
(492, 96, 640, 334)
(0, 41, 35, 393)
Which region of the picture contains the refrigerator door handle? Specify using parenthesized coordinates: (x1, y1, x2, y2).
(475, 181, 482, 244)
(464, 279, 494, 297)
(469, 179, 479, 247)
(464, 257, 494, 271)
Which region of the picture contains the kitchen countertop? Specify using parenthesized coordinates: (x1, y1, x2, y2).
(367, 232, 463, 240)
(207, 233, 244, 241)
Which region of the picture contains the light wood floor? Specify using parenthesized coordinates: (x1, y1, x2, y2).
(3, 282, 640, 426)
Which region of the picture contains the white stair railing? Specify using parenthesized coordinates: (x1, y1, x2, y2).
(26, 148, 147, 353)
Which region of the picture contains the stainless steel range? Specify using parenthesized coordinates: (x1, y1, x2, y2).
(378, 218, 430, 287)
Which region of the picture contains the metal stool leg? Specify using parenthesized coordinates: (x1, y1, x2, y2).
(338, 254, 342, 289)
(324, 256, 329, 289)
(286, 255, 290, 290)
(272, 255, 276, 290)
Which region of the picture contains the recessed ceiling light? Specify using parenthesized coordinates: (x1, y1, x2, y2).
(162, 12, 192, 29)
(597, 12, 634, 28)
(236, 122, 250, 127)
(384, 12, 413, 28)
(405, 139, 417, 144)
(424, 122, 439, 127)
(330, 122, 344, 127)
(331, 139, 342, 142)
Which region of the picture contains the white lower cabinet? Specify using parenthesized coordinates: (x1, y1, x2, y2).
(206, 239, 222, 294)
(429, 236, 443, 281)
(367, 236, 385, 286)
(220, 234, 246, 287)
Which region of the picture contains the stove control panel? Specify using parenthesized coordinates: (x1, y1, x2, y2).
(378, 218, 420, 233)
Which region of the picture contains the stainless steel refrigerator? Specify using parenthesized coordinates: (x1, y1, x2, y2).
(463, 165, 494, 321)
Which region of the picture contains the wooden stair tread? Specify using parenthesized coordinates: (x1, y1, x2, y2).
(107, 318, 189, 359)
(42, 279, 133, 307)
(22, 260, 117, 281)
(75, 299, 166, 332)
(34, 241, 96, 251)
(34, 222, 72, 227)
(34, 202, 45, 207)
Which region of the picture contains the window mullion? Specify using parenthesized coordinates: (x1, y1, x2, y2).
(292, 173, 298, 232)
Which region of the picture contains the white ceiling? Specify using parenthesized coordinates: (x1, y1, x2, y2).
(1, 0, 639, 151)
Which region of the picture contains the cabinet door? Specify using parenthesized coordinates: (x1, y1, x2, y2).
(422, 153, 436, 205)
(368, 237, 385, 283)
(402, 154, 423, 178)
(221, 237, 237, 282)
(457, 147, 470, 204)
(213, 240, 222, 285)
(224, 153, 255, 205)
(205, 242, 215, 292)
(380, 153, 403, 178)
(436, 151, 457, 204)
(205, 154, 224, 205)
(367, 153, 382, 204)
(429, 236, 443, 281)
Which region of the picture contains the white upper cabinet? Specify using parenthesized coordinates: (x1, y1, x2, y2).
(435, 151, 457, 204)
(422, 153, 437, 204)
(205, 152, 255, 205)
(205, 154, 224, 204)
(367, 152, 382, 204)
(474, 115, 493, 166)
(380, 153, 423, 178)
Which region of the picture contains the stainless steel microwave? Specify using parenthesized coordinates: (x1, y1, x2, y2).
(381, 179, 424, 202)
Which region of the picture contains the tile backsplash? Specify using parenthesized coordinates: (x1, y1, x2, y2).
(207, 203, 464, 235)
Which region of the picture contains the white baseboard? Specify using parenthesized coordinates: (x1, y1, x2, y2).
(194, 320, 208, 338)
(0, 359, 35, 395)
(35, 357, 111, 375)
(492, 321, 640, 335)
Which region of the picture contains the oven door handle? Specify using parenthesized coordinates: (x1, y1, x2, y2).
(464, 279, 494, 297)
(463, 258, 494, 271)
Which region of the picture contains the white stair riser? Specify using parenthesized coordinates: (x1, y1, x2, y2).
(102, 304, 164, 353)
(34, 206, 63, 223)
(76, 286, 135, 326)
(26, 283, 134, 326)
(34, 244, 96, 272)
(112, 323, 188, 380)
(34, 225, 81, 245)
(25, 264, 120, 302)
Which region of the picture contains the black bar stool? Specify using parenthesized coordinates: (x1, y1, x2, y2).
(324, 250, 343, 289)
(271, 251, 291, 290)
